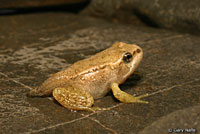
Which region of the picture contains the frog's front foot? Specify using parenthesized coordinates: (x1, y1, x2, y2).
(53, 87, 109, 112)
(110, 82, 149, 104)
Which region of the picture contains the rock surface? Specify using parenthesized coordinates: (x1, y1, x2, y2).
(0, 12, 199, 134)
(82, 0, 200, 34)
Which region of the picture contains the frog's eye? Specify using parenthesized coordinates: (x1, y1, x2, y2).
(123, 52, 133, 63)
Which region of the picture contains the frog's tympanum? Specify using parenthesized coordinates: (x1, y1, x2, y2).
(28, 42, 149, 112)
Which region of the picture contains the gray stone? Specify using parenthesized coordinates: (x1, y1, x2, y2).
(0, 12, 199, 134)
(82, 0, 200, 34)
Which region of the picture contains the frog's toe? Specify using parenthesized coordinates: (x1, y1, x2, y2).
(133, 93, 149, 103)
(53, 86, 94, 111)
(133, 97, 149, 104)
(135, 93, 149, 99)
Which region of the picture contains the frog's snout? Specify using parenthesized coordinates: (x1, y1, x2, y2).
(132, 46, 143, 56)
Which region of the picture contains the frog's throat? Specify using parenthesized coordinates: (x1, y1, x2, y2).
(122, 60, 137, 80)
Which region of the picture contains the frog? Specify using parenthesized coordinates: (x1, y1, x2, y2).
(27, 42, 149, 112)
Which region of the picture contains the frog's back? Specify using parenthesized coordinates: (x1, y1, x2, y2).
(65, 48, 121, 76)
(28, 44, 120, 97)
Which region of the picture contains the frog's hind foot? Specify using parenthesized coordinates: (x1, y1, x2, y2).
(53, 87, 96, 111)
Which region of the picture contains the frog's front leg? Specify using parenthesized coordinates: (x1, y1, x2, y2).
(110, 82, 149, 104)
(52, 86, 105, 112)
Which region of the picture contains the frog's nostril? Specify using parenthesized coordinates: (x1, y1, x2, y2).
(136, 48, 141, 53)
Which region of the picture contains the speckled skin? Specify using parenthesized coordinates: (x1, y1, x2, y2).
(28, 42, 146, 111)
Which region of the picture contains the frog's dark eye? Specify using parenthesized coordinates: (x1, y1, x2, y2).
(123, 52, 133, 63)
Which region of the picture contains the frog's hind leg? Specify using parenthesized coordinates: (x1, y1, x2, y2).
(53, 86, 106, 112)
(110, 82, 149, 104)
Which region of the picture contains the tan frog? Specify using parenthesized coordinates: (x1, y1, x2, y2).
(28, 42, 149, 111)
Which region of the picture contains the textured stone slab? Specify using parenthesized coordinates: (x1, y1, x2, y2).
(0, 12, 199, 134)
(82, 0, 200, 34)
